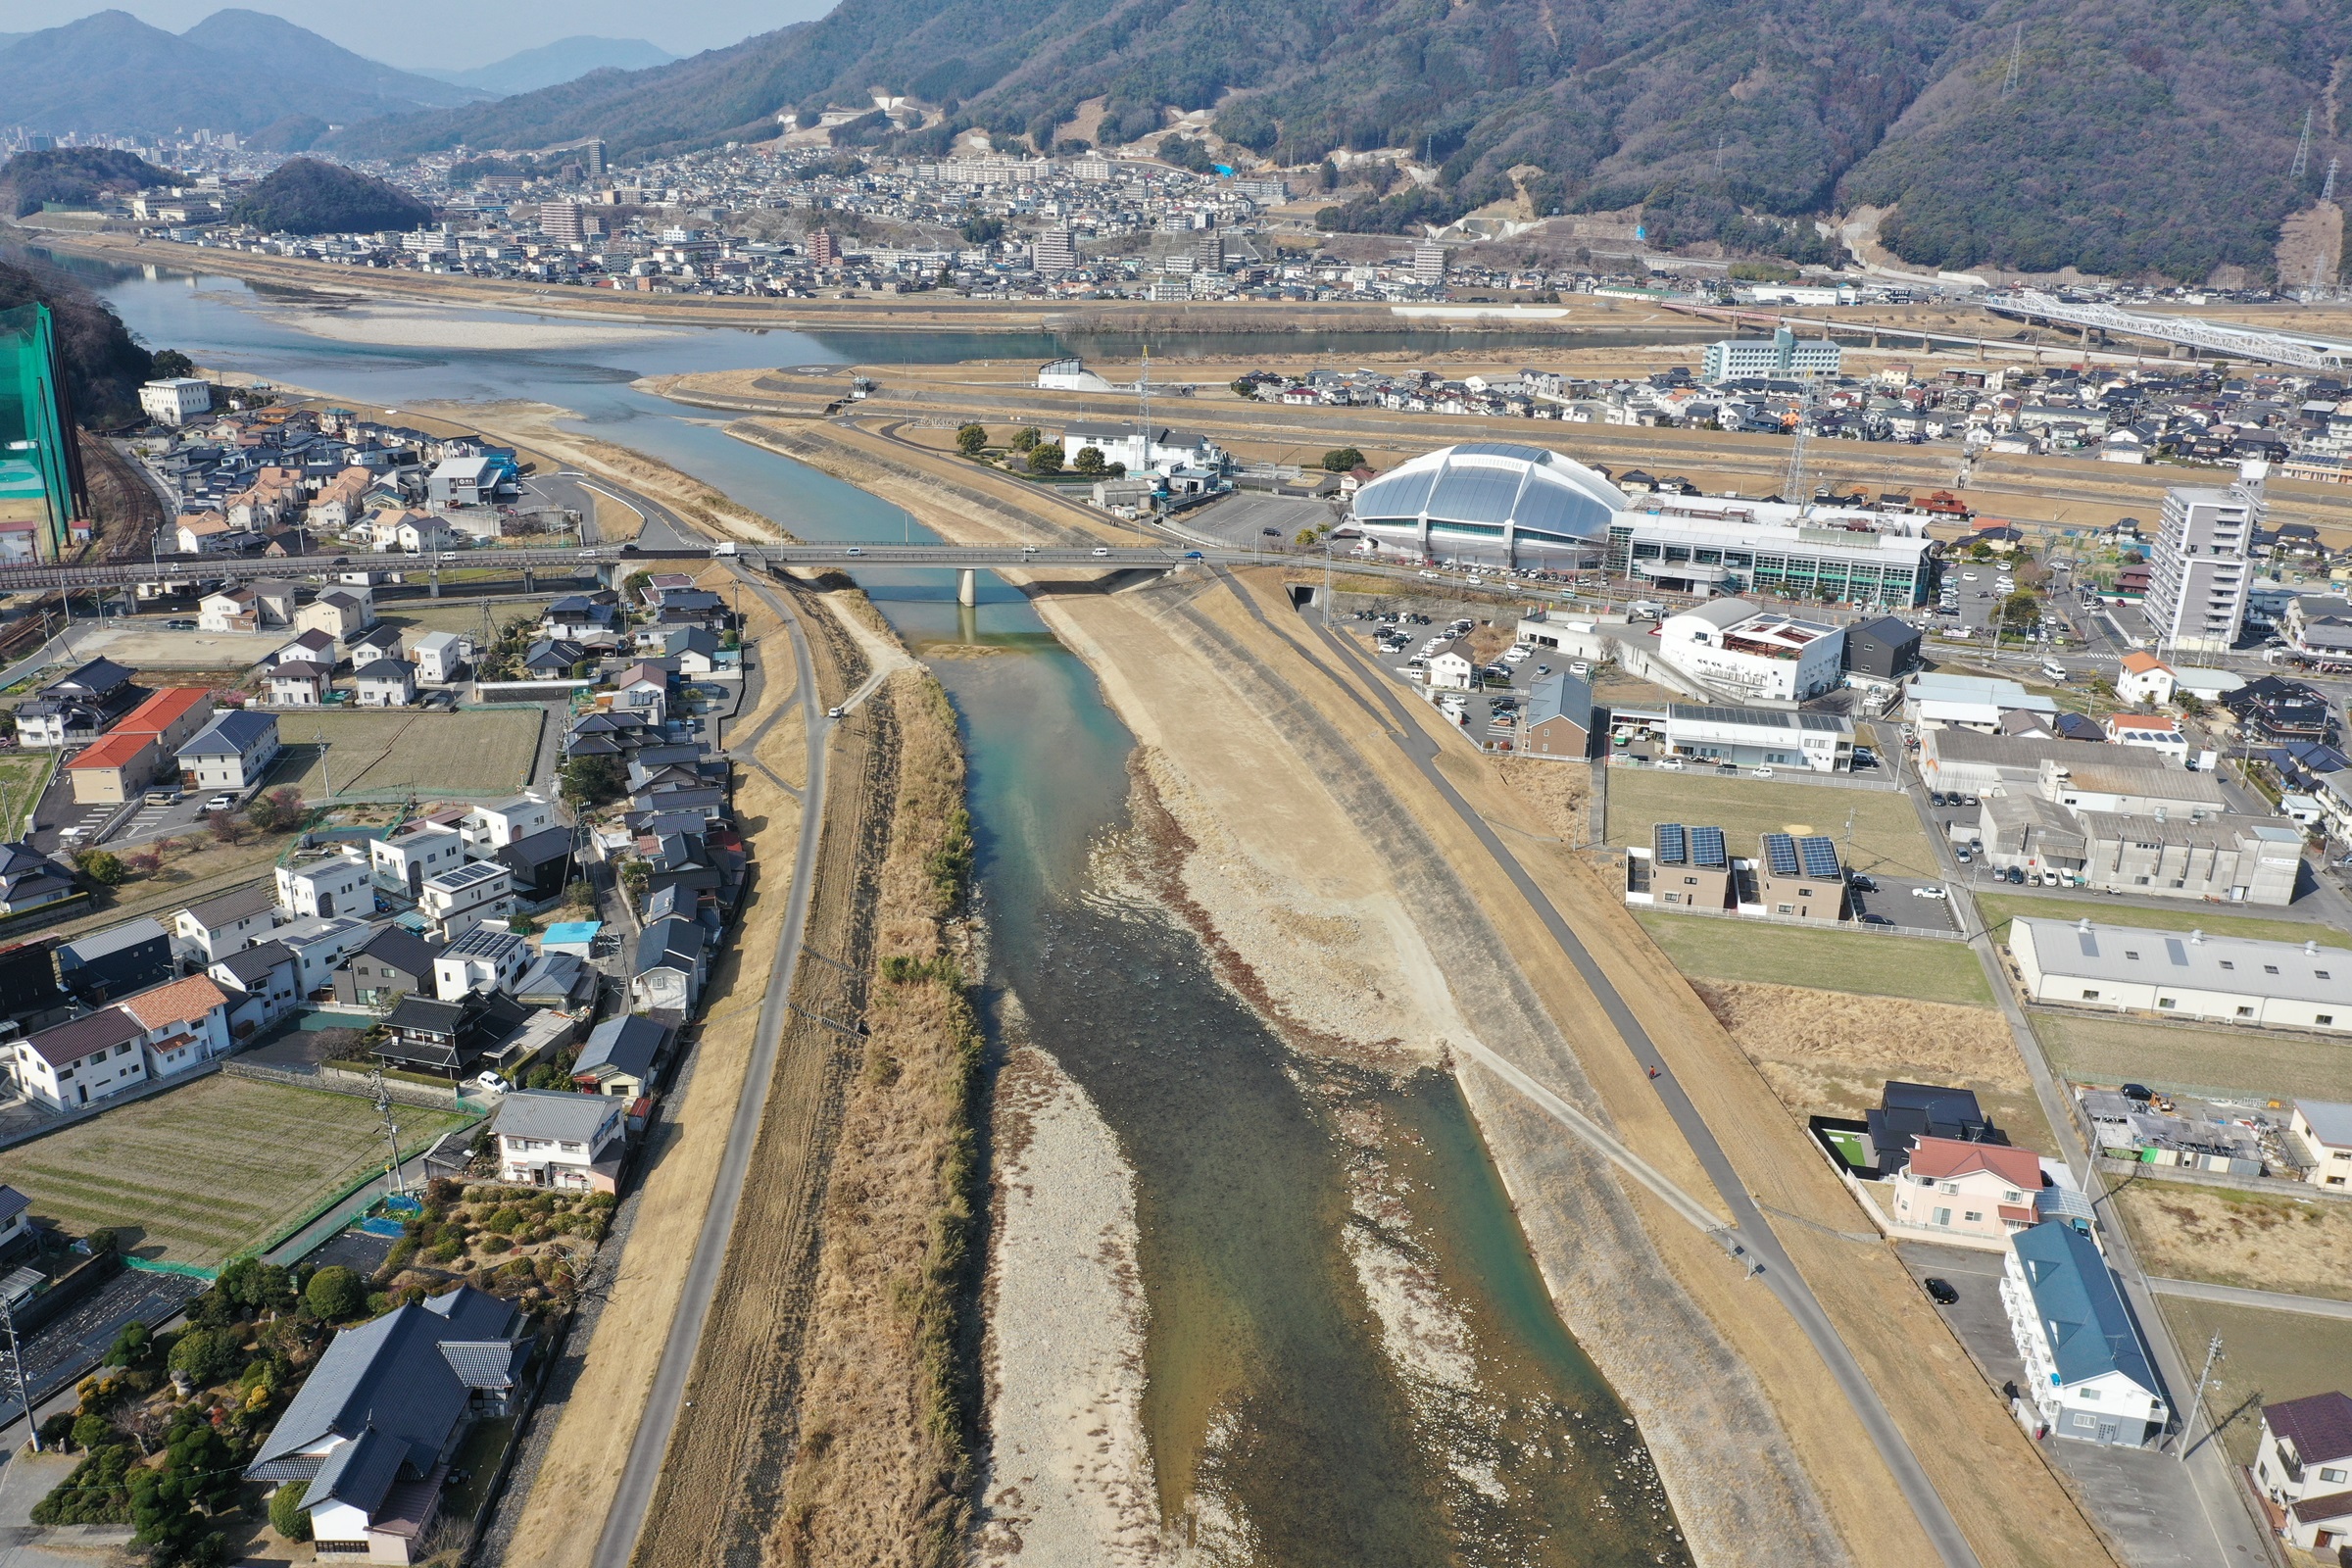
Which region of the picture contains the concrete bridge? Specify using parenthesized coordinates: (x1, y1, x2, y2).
(0, 541, 1410, 605)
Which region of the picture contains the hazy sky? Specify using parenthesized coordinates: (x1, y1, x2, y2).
(4, 1, 832, 69)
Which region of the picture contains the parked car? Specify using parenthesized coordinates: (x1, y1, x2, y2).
(1750, 766, 1776, 778)
(163, 618, 198, 631)
(143, 788, 182, 806)
(205, 794, 234, 811)
(2006, 865, 2027, 884)
(1955, 849, 1971, 863)
(474, 1070, 512, 1095)
(1924, 1277, 1960, 1305)
(1859, 912, 1894, 927)
(1911, 885, 1950, 900)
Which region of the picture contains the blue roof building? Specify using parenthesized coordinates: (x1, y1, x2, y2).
(1999, 1221, 2167, 1446)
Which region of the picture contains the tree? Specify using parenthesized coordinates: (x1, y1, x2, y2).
(164, 1327, 239, 1386)
(1319, 160, 1341, 191)
(268, 1483, 312, 1544)
(215, 1256, 293, 1315)
(150, 350, 195, 380)
(955, 423, 988, 456)
(1008, 426, 1040, 453)
(1072, 445, 1105, 475)
(246, 787, 305, 834)
(129, 1418, 237, 1567)
(560, 754, 625, 811)
(70, 849, 124, 886)
(206, 810, 245, 846)
(1026, 445, 1064, 475)
(304, 1265, 368, 1322)
(71, 1414, 112, 1452)
(1322, 447, 1366, 473)
(1998, 590, 2040, 635)
(1230, 377, 1258, 400)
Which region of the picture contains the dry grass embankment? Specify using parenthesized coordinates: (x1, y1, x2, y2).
(2110, 1184, 2352, 1302)
(772, 672, 980, 1565)
(1691, 980, 2054, 1152)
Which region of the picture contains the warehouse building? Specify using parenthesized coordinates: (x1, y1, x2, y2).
(2010, 917, 2351, 1031)
(1661, 703, 1854, 771)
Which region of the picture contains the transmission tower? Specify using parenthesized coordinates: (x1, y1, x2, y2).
(2326, 156, 2341, 204)
(1715, 134, 1726, 175)
(2001, 24, 2023, 97)
(1783, 382, 1817, 509)
(2294, 107, 2315, 182)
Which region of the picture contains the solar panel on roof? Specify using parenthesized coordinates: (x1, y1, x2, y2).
(1762, 833, 1799, 875)
(1653, 823, 1687, 864)
(1798, 836, 1841, 879)
(1690, 825, 1727, 867)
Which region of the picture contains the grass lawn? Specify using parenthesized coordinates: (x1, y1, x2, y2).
(380, 598, 556, 637)
(2034, 1010, 2352, 1101)
(1634, 911, 1992, 1004)
(0, 752, 49, 838)
(2155, 1296, 2352, 1464)
(1605, 768, 1940, 878)
(1821, 1126, 1871, 1169)
(1975, 892, 2352, 952)
(263, 708, 544, 802)
(0, 1076, 470, 1266)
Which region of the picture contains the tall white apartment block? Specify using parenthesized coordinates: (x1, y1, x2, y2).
(1032, 227, 1077, 275)
(2144, 461, 2263, 654)
(1412, 241, 1447, 287)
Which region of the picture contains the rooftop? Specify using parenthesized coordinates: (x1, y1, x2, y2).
(2012, 1220, 2159, 1394)
(2014, 918, 2350, 1006)
(2269, 1391, 2352, 1467)
(491, 1088, 622, 1143)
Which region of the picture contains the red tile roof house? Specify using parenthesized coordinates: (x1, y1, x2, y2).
(7, 974, 235, 1110)
(115, 974, 234, 1080)
(1886, 1136, 2048, 1249)
(2255, 1393, 2352, 1552)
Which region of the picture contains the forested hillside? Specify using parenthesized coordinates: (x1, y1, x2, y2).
(226, 160, 433, 236)
(0, 255, 157, 426)
(0, 149, 177, 220)
(327, 0, 2352, 281)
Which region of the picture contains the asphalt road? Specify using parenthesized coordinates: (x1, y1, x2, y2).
(1250, 582, 1981, 1567)
(587, 559, 829, 1568)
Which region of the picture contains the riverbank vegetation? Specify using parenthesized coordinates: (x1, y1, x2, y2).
(778, 671, 982, 1565)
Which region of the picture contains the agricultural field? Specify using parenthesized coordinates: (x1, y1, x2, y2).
(2033, 1011, 2352, 1102)
(1634, 910, 1992, 1004)
(1604, 767, 1940, 878)
(0, 751, 49, 838)
(2110, 1183, 2352, 1302)
(1976, 892, 2352, 952)
(2156, 1297, 2352, 1465)
(380, 597, 558, 638)
(0, 1075, 471, 1265)
(264, 707, 544, 801)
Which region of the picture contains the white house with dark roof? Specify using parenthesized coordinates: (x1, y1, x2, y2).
(354, 660, 418, 708)
(244, 1286, 525, 1563)
(13, 1006, 147, 1111)
(2000, 1220, 2167, 1446)
(172, 882, 282, 962)
(489, 1089, 626, 1191)
(175, 710, 281, 792)
(2255, 1391, 2352, 1551)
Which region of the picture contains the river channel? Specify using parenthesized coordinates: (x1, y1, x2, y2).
(53, 257, 1690, 1565)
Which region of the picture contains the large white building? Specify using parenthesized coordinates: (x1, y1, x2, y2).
(1349, 442, 1623, 569)
(1700, 325, 1842, 382)
(2010, 917, 2352, 1031)
(1602, 501, 1935, 608)
(1057, 423, 1224, 475)
(1658, 703, 1855, 770)
(138, 377, 212, 426)
(2143, 463, 2262, 654)
(1653, 601, 1845, 703)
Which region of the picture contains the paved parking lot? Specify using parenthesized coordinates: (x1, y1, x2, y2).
(1846, 873, 1961, 933)
(1892, 1242, 2241, 1568)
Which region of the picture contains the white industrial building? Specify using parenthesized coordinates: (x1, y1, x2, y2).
(1601, 501, 1935, 607)
(138, 377, 212, 426)
(1653, 600, 1844, 703)
(2143, 464, 2262, 654)
(1659, 703, 1855, 770)
(2009, 917, 2351, 1030)
(1700, 326, 1842, 382)
(1903, 671, 2059, 731)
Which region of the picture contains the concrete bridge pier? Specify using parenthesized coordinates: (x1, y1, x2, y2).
(521, 565, 535, 593)
(956, 568, 978, 608)
(428, 565, 441, 598)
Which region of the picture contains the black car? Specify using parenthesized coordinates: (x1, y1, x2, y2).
(1848, 874, 1878, 893)
(1924, 1277, 1960, 1305)
(1930, 791, 1947, 808)
(2006, 866, 2027, 884)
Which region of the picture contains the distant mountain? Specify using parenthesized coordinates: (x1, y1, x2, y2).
(3, 8, 487, 138)
(0, 148, 177, 219)
(325, 0, 2351, 283)
(416, 36, 678, 97)
(227, 157, 432, 235)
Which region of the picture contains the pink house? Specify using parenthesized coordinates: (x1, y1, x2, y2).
(1888, 1136, 2045, 1243)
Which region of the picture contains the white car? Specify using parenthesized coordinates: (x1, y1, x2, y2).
(1911, 885, 1951, 900)
(205, 794, 235, 811)
(1092, 547, 1111, 558)
(474, 1070, 512, 1094)
(1750, 766, 1775, 778)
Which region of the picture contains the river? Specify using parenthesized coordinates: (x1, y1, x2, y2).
(62, 257, 1690, 1565)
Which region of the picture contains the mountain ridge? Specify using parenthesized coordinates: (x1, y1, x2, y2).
(415, 36, 679, 97)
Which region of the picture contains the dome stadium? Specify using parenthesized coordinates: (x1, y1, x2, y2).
(1348, 442, 1623, 568)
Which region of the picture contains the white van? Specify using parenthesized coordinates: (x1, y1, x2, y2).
(2041, 661, 2067, 681)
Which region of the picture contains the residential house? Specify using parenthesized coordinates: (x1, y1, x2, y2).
(431, 927, 528, 1002)
(198, 586, 262, 633)
(12, 1006, 147, 1111)
(14, 659, 139, 749)
(272, 916, 374, 996)
(628, 916, 707, 1017)
(2292, 1102, 2352, 1189)
(296, 589, 374, 647)
(172, 882, 280, 962)
(0, 843, 76, 916)
(175, 711, 281, 793)
(116, 973, 233, 1080)
(0, 1185, 32, 1258)
(539, 595, 619, 643)
(495, 826, 573, 906)
(653, 626, 732, 676)
(1886, 1136, 2047, 1246)
(488, 1090, 625, 1191)
(277, 850, 370, 920)
(209, 940, 302, 1039)
(1865, 1082, 2008, 1174)
(55, 917, 173, 1004)
(64, 731, 160, 806)
(331, 927, 443, 1012)
(268, 661, 333, 708)
(244, 1287, 526, 1563)
(519, 640, 589, 679)
(412, 632, 468, 685)
(2000, 1221, 2167, 1446)
(368, 828, 466, 899)
(2114, 651, 2177, 706)
(175, 512, 234, 554)
(571, 1013, 666, 1099)
(2253, 1392, 2352, 1552)
(250, 581, 300, 626)
(512, 952, 593, 1014)
(1425, 638, 1479, 692)
(2227, 675, 2334, 746)
(377, 990, 529, 1078)
(463, 796, 555, 857)
(345, 623, 406, 669)
(2105, 712, 2188, 762)
(273, 629, 338, 668)
(417, 861, 512, 942)
(354, 661, 417, 708)
(1520, 671, 1594, 760)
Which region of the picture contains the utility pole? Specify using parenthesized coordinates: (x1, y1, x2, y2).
(2179, 1332, 2224, 1461)
(0, 1287, 31, 1450)
(2295, 107, 2316, 183)
(370, 1070, 408, 1197)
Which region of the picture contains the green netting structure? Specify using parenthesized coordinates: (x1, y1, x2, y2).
(0, 303, 82, 561)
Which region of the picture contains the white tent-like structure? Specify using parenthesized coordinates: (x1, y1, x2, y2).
(1348, 442, 1621, 567)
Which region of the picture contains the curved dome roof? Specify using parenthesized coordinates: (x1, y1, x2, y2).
(1350, 442, 1622, 542)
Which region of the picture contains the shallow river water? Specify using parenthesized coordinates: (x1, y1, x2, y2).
(60, 256, 1689, 1565)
